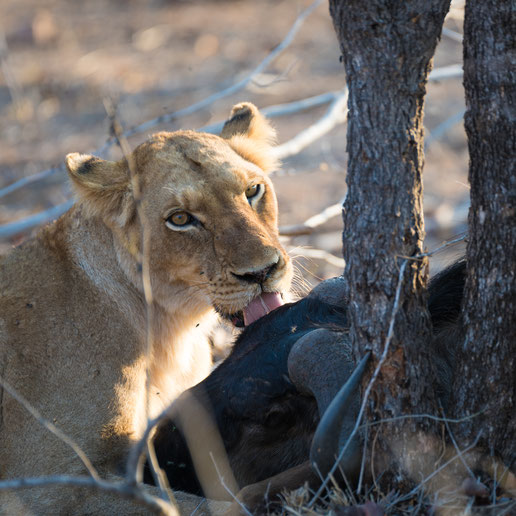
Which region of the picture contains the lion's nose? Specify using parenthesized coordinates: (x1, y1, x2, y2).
(232, 261, 278, 285)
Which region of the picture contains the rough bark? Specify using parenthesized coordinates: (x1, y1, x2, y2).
(451, 0, 516, 472)
(329, 0, 450, 488)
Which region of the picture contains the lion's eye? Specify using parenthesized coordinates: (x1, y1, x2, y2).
(245, 184, 259, 198)
(245, 184, 264, 206)
(166, 211, 194, 229)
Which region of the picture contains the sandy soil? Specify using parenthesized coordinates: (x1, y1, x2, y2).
(0, 0, 468, 281)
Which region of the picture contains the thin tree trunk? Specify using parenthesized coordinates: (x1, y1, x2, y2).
(451, 0, 516, 472)
(329, 0, 450, 488)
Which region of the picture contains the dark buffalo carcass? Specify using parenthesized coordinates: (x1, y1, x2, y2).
(145, 260, 465, 506)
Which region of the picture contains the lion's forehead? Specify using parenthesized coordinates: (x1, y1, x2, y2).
(140, 131, 267, 206)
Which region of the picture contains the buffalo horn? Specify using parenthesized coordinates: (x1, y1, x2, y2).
(287, 328, 370, 478)
(309, 351, 370, 478)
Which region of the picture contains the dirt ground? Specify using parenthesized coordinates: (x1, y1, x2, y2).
(0, 0, 468, 284)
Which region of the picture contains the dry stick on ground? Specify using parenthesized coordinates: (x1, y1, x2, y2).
(103, 97, 175, 505)
(0, 0, 323, 201)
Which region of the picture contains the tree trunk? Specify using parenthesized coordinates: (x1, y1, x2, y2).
(451, 0, 516, 474)
(329, 0, 450, 489)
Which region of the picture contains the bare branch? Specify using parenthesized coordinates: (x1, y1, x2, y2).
(271, 89, 349, 160)
(280, 196, 345, 236)
(104, 98, 173, 505)
(439, 401, 476, 479)
(0, 200, 74, 239)
(428, 63, 463, 81)
(209, 453, 253, 516)
(120, 0, 324, 140)
(126, 410, 169, 486)
(442, 27, 463, 43)
(0, 91, 348, 241)
(0, 370, 176, 513)
(425, 108, 466, 148)
(0, 164, 66, 200)
(201, 90, 340, 134)
(0, 374, 99, 480)
(0, 475, 177, 515)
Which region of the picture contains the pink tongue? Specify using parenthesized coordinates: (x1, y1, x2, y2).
(243, 292, 284, 326)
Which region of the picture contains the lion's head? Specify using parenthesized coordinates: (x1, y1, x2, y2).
(65, 103, 292, 326)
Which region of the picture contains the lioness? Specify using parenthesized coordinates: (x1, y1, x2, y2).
(0, 103, 292, 514)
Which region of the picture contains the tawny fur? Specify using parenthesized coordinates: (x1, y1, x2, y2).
(0, 103, 292, 514)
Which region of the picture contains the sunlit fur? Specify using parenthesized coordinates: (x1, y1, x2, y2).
(0, 103, 291, 514)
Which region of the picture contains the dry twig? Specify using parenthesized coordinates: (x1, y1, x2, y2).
(0, 476, 176, 515)
(271, 88, 349, 160)
(280, 196, 345, 236)
(104, 97, 174, 504)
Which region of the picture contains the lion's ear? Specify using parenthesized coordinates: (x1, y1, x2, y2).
(221, 102, 275, 143)
(66, 153, 134, 224)
(221, 102, 278, 173)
